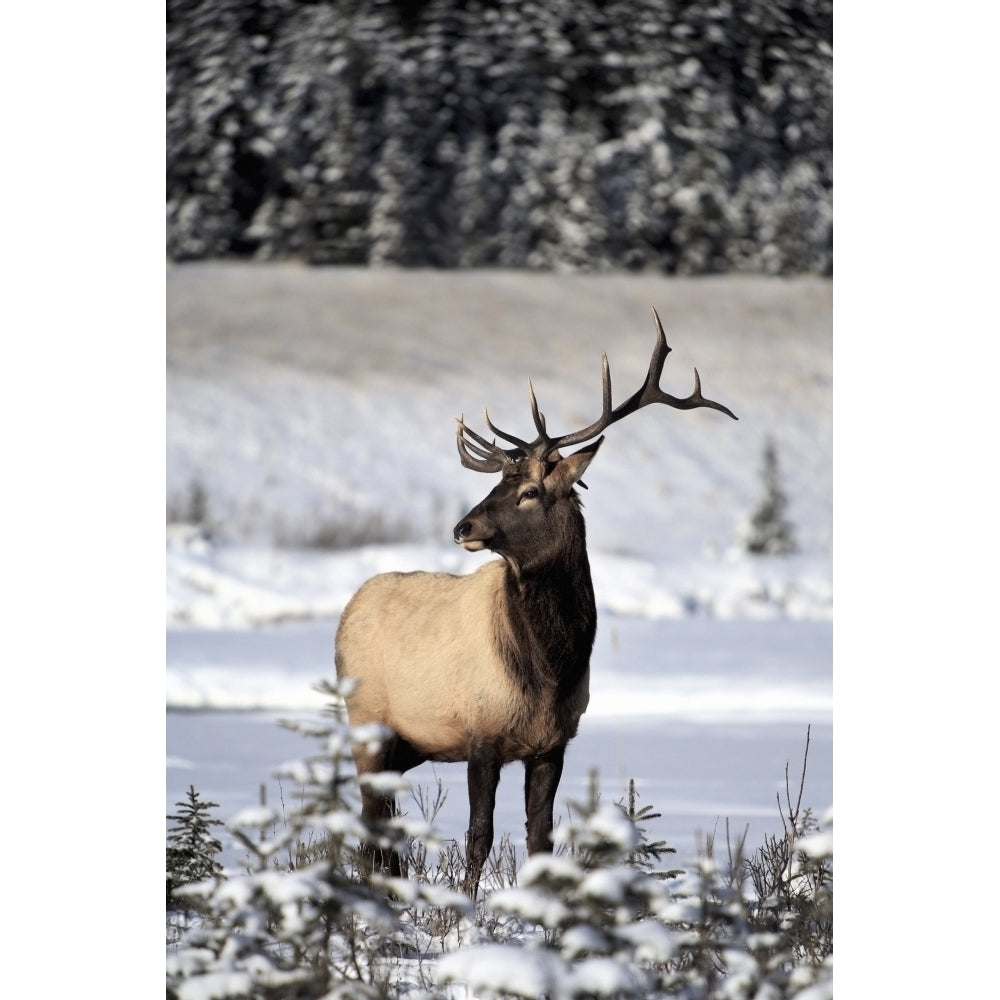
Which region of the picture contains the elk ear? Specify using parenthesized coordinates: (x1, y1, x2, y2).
(544, 436, 604, 494)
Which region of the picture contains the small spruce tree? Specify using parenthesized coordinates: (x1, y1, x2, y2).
(618, 778, 682, 880)
(745, 437, 798, 556)
(167, 785, 224, 909)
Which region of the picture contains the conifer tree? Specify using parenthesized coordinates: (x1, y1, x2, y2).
(167, 0, 832, 272)
(618, 778, 681, 880)
(745, 437, 799, 556)
(166, 785, 224, 908)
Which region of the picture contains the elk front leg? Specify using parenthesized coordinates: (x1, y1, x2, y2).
(464, 742, 502, 898)
(524, 745, 565, 855)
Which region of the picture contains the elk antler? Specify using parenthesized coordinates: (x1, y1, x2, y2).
(456, 307, 737, 473)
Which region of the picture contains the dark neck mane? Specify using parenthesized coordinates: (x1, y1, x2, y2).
(495, 506, 596, 698)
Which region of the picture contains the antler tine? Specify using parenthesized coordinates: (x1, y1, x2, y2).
(527, 380, 547, 437)
(484, 406, 536, 455)
(480, 379, 555, 459)
(606, 307, 738, 424)
(645, 305, 672, 392)
(462, 434, 501, 462)
(456, 417, 510, 473)
(541, 352, 614, 454)
(664, 367, 739, 419)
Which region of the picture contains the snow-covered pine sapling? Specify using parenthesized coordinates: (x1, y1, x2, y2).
(166, 679, 471, 1000)
(166, 785, 224, 910)
(616, 777, 681, 880)
(167, 685, 402, 998)
(744, 436, 798, 556)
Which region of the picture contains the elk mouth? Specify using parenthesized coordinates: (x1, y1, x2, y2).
(454, 519, 493, 552)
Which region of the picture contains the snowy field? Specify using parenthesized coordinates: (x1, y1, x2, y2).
(166, 263, 832, 870)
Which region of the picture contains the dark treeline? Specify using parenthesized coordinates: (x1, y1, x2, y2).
(167, 0, 831, 274)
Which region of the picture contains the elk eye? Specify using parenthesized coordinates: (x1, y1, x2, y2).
(518, 487, 539, 504)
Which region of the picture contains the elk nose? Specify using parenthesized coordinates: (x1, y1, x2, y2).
(454, 520, 473, 542)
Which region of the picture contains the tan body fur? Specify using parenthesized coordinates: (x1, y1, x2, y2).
(336, 560, 590, 765)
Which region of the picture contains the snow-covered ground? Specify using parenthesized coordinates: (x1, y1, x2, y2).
(166, 264, 832, 868)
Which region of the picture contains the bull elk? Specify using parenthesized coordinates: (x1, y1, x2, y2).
(335, 308, 737, 896)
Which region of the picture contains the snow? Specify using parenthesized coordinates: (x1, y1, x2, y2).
(578, 867, 639, 907)
(226, 805, 279, 829)
(167, 264, 832, 869)
(517, 853, 585, 888)
(167, 533, 832, 631)
(438, 944, 569, 998)
(488, 886, 573, 926)
(796, 828, 833, 859)
(614, 920, 678, 963)
(439, 945, 652, 999)
(560, 923, 612, 958)
(170, 970, 256, 1000)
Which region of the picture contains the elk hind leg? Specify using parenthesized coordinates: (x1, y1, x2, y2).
(355, 732, 425, 879)
(524, 745, 565, 855)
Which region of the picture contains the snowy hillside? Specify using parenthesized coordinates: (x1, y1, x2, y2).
(166, 264, 831, 630)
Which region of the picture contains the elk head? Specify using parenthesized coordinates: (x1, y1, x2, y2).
(453, 307, 737, 565)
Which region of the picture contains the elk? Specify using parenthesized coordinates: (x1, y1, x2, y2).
(335, 307, 736, 896)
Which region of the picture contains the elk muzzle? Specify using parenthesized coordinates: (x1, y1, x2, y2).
(453, 512, 494, 552)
